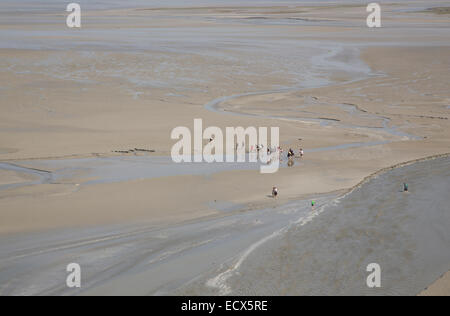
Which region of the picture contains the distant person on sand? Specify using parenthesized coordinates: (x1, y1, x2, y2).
(272, 186, 278, 198)
(311, 200, 316, 209)
(403, 183, 409, 192)
(287, 148, 294, 159)
(300, 148, 304, 158)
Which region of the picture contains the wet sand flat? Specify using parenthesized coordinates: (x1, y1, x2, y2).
(421, 271, 450, 296)
(0, 1, 450, 295)
(177, 157, 450, 296)
(1, 156, 446, 295)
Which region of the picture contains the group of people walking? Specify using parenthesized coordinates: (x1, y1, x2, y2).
(286, 147, 304, 159)
(271, 145, 307, 202)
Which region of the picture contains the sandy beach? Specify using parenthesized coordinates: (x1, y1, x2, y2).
(0, 1, 449, 296)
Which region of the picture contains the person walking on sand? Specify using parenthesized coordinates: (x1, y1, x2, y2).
(272, 186, 278, 198)
(287, 148, 294, 159)
(403, 183, 409, 192)
(300, 148, 304, 158)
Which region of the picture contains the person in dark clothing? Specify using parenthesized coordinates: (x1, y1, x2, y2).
(272, 186, 278, 198)
(287, 148, 295, 159)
